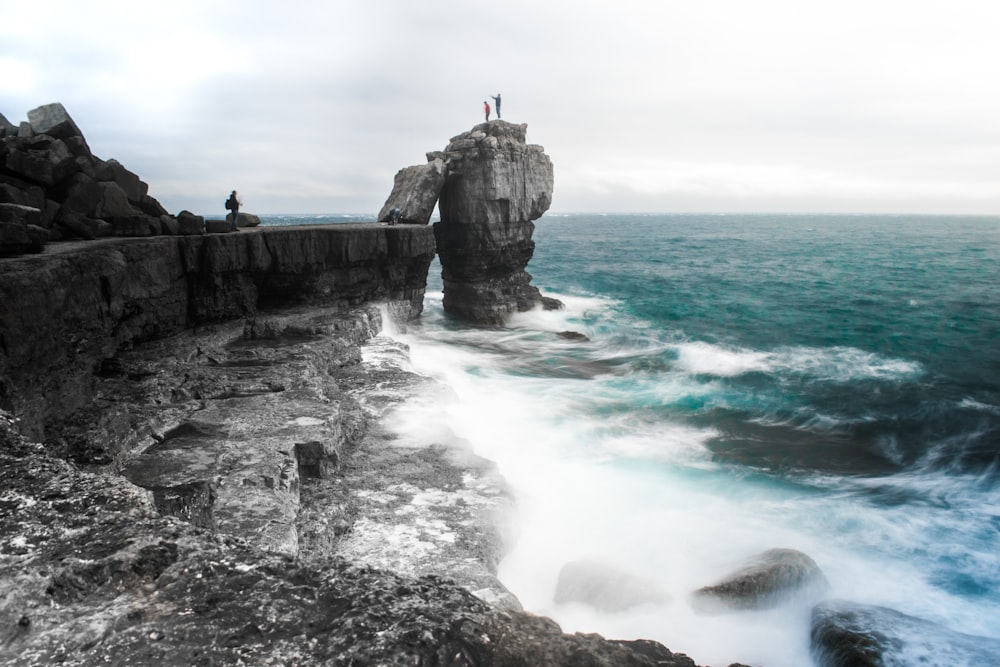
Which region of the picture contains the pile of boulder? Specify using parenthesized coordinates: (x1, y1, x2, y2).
(0, 103, 242, 257)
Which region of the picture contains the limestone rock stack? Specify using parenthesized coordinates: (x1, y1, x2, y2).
(434, 121, 558, 324)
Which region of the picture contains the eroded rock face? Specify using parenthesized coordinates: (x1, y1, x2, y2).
(811, 599, 1000, 667)
(0, 224, 436, 440)
(378, 158, 447, 225)
(433, 121, 557, 324)
(690, 547, 829, 613)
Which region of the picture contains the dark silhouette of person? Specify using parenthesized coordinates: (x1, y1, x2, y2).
(484, 100, 491, 122)
(491, 94, 501, 119)
(390, 206, 401, 226)
(225, 190, 241, 230)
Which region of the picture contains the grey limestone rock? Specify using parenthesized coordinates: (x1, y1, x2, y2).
(378, 158, 446, 225)
(27, 102, 86, 142)
(811, 599, 1000, 667)
(434, 120, 558, 324)
(691, 547, 829, 613)
(0, 103, 174, 253)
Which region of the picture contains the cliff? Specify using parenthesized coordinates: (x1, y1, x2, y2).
(0, 109, 724, 666)
(0, 224, 436, 441)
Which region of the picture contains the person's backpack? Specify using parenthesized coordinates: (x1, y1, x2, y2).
(225, 197, 234, 210)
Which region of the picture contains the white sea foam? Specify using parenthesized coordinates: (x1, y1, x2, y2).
(670, 340, 922, 382)
(370, 299, 998, 667)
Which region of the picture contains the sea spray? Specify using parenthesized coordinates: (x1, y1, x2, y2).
(348, 213, 1000, 666)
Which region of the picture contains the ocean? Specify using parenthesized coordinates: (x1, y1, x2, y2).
(268, 213, 1000, 666)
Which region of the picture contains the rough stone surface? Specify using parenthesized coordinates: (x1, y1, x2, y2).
(555, 560, 670, 612)
(811, 599, 1000, 666)
(433, 121, 558, 324)
(690, 547, 829, 613)
(0, 225, 437, 440)
(378, 158, 447, 225)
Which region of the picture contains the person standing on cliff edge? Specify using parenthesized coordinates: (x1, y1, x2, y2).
(491, 93, 501, 119)
(483, 100, 491, 122)
(225, 190, 241, 231)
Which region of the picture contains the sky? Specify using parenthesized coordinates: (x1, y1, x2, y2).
(2, 0, 999, 215)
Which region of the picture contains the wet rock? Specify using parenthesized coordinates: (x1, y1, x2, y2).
(0, 225, 435, 440)
(811, 599, 1000, 666)
(691, 547, 829, 613)
(434, 120, 559, 324)
(555, 560, 670, 612)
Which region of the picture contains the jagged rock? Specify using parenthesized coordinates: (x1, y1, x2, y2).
(0, 103, 173, 253)
(110, 213, 160, 236)
(378, 158, 446, 225)
(95, 180, 135, 219)
(0, 225, 436, 439)
(433, 120, 558, 324)
(55, 208, 102, 239)
(176, 210, 205, 235)
(26, 102, 86, 144)
(555, 560, 670, 612)
(0, 111, 15, 135)
(103, 158, 148, 203)
(811, 599, 1000, 666)
(159, 214, 179, 235)
(690, 548, 829, 613)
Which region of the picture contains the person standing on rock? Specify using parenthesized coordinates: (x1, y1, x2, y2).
(483, 100, 491, 122)
(225, 190, 241, 231)
(491, 93, 501, 119)
(390, 206, 401, 226)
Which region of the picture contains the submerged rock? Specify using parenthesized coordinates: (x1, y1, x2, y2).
(811, 599, 1000, 667)
(690, 547, 829, 613)
(555, 560, 670, 612)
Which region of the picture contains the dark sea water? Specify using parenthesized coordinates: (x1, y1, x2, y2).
(266, 213, 1000, 666)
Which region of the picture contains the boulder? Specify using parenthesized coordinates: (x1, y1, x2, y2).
(690, 548, 829, 613)
(176, 210, 205, 235)
(0, 204, 45, 254)
(110, 214, 160, 237)
(159, 214, 180, 235)
(228, 211, 261, 228)
(0, 111, 15, 136)
(378, 158, 447, 225)
(555, 560, 669, 612)
(433, 121, 558, 324)
(811, 599, 1000, 667)
(103, 158, 149, 203)
(206, 219, 234, 233)
(59, 172, 104, 218)
(96, 181, 136, 220)
(56, 208, 102, 240)
(26, 102, 87, 144)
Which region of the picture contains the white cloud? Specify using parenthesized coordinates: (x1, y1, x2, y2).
(2, 0, 999, 214)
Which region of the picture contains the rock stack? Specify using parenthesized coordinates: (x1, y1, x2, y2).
(379, 120, 560, 324)
(0, 103, 180, 256)
(435, 121, 558, 324)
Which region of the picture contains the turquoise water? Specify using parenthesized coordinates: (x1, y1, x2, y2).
(266, 213, 1000, 666)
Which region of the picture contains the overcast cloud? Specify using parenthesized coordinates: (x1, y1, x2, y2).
(3, 0, 999, 215)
